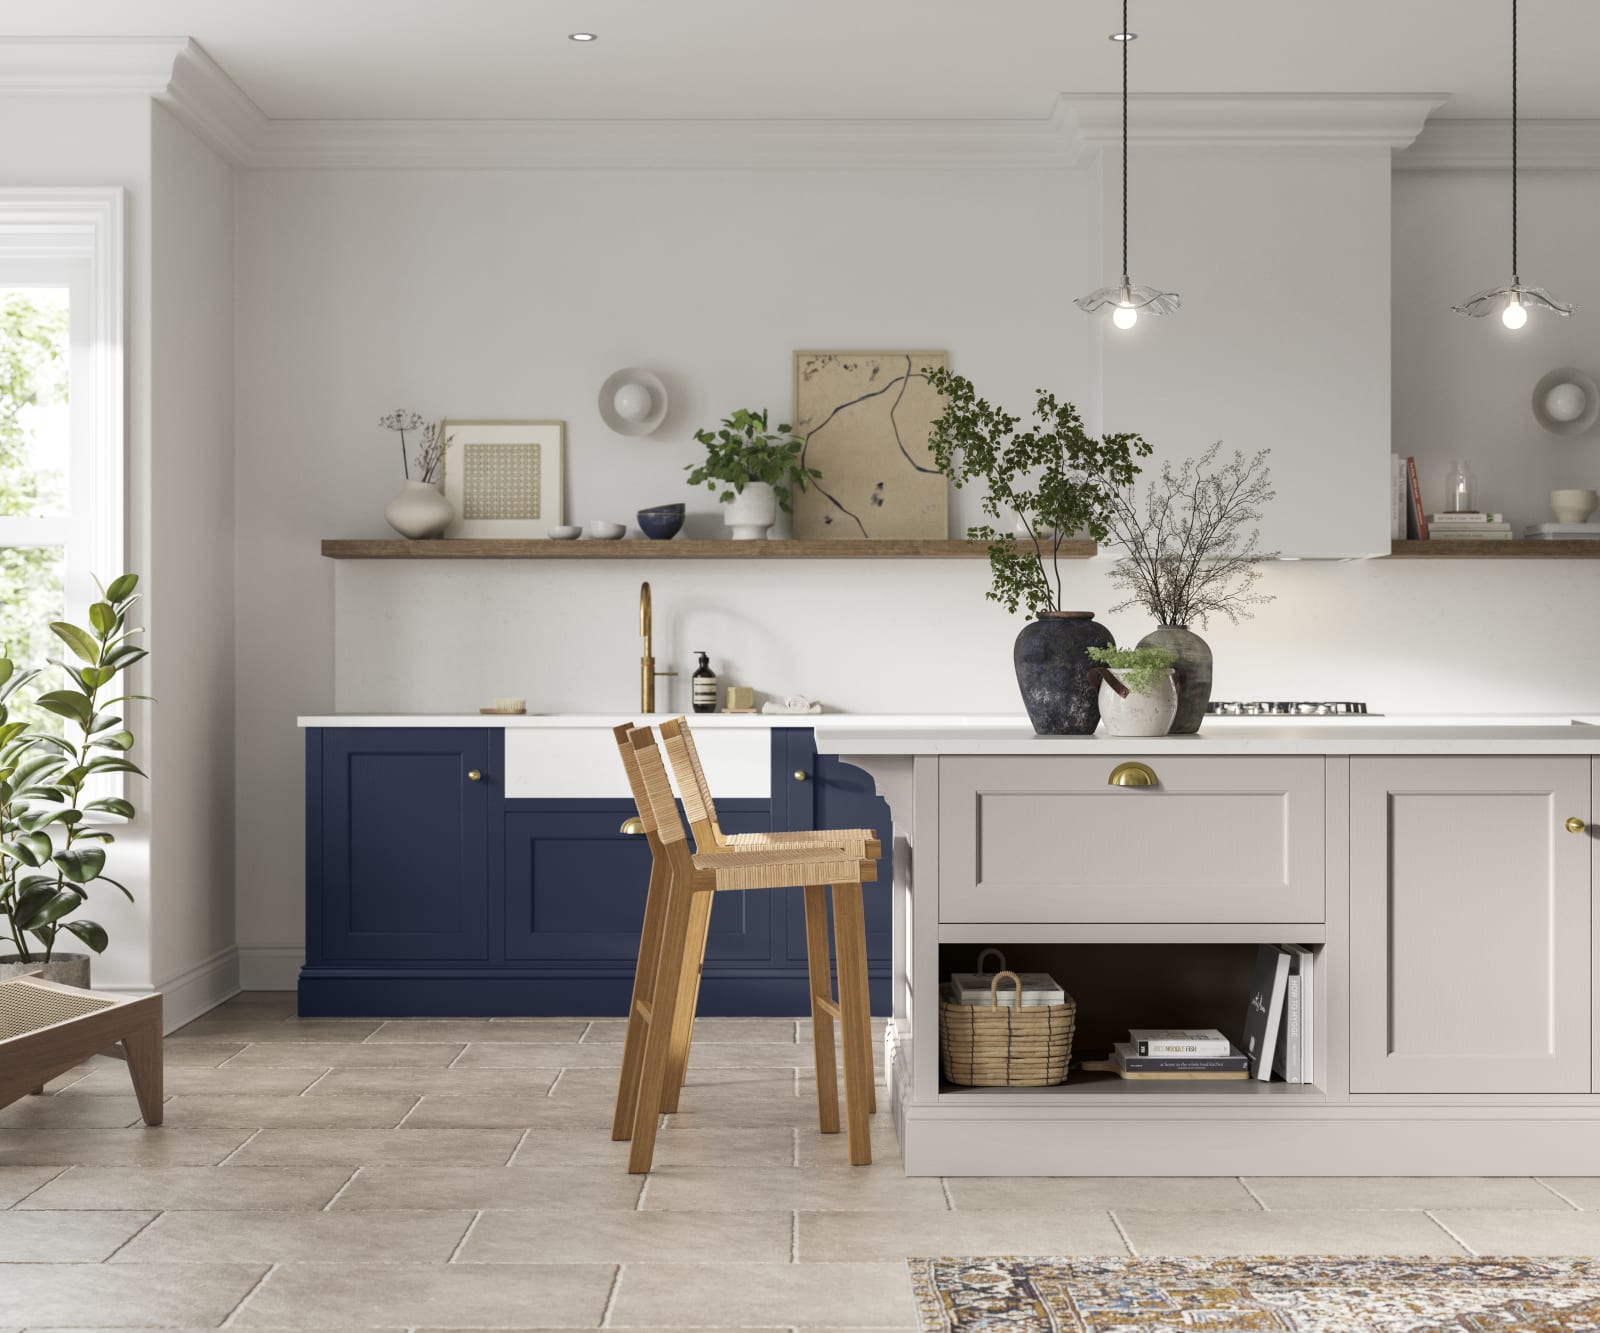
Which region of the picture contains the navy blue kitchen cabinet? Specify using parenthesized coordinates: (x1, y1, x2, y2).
(301, 726, 891, 1016)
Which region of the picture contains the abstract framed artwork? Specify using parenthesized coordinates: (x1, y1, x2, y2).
(791, 350, 949, 540)
(440, 420, 565, 538)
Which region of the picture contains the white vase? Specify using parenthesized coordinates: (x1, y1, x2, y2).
(1096, 668, 1180, 737)
(384, 480, 454, 539)
(724, 481, 778, 540)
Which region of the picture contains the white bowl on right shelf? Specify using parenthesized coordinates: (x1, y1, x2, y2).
(1552, 489, 1600, 524)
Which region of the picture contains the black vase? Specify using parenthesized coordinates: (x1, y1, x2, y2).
(1013, 611, 1114, 735)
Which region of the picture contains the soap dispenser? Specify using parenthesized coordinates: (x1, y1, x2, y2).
(692, 651, 718, 714)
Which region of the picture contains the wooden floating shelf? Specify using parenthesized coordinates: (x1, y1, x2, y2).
(321, 538, 1097, 561)
(1388, 539, 1600, 559)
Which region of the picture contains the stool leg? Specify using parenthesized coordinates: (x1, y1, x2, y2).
(123, 1020, 164, 1127)
(661, 888, 714, 1113)
(802, 884, 841, 1135)
(630, 875, 699, 1174)
(614, 848, 669, 1141)
(832, 882, 873, 1166)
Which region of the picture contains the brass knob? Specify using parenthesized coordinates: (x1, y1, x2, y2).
(1107, 762, 1157, 788)
(467, 769, 482, 782)
(1567, 817, 1587, 834)
(620, 817, 646, 835)
(793, 770, 808, 782)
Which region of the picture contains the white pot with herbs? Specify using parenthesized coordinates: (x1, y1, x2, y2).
(685, 407, 821, 540)
(1087, 645, 1182, 737)
(1105, 443, 1276, 734)
(381, 410, 455, 540)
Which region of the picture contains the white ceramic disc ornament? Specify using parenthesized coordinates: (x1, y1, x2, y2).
(1532, 368, 1600, 437)
(598, 368, 669, 437)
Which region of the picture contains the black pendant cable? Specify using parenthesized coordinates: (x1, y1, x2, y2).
(1453, 0, 1572, 327)
(1076, 0, 1179, 328)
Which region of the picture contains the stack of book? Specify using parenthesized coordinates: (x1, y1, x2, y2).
(1109, 1029, 1249, 1080)
(947, 969, 1064, 1007)
(1428, 512, 1512, 542)
(1243, 943, 1314, 1083)
(1524, 522, 1600, 541)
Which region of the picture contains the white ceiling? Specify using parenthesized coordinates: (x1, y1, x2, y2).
(7, 1, 1599, 122)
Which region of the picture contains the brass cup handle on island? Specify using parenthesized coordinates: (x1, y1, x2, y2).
(620, 817, 646, 835)
(1107, 761, 1158, 788)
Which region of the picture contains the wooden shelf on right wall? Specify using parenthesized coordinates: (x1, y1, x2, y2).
(1389, 540, 1600, 559)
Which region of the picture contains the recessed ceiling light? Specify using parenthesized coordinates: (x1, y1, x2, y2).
(1110, 31, 1137, 40)
(568, 32, 598, 42)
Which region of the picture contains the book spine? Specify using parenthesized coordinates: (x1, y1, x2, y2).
(1284, 975, 1302, 1084)
(1136, 1040, 1232, 1058)
(1120, 1057, 1251, 1073)
(1406, 457, 1429, 540)
(1390, 455, 1403, 540)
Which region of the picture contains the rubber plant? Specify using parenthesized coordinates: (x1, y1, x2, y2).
(0, 573, 147, 963)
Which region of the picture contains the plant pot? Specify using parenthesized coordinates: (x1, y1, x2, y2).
(384, 480, 454, 540)
(1092, 667, 1181, 737)
(724, 481, 777, 540)
(1013, 612, 1114, 736)
(0, 953, 91, 988)
(1138, 624, 1212, 734)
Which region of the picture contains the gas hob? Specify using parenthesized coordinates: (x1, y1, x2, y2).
(1206, 701, 1372, 717)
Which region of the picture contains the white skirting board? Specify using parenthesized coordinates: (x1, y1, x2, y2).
(888, 1037, 1600, 1177)
(95, 946, 241, 1033)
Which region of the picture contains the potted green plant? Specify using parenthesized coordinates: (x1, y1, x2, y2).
(925, 368, 1150, 735)
(685, 408, 820, 540)
(1104, 444, 1276, 733)
(1086, 644, 1181, 737)
(0, 573, 147, 986)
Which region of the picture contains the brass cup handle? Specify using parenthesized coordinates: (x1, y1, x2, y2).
(1107, 761, 1158, 788)
(793, 770, 809, 782)
(620, 817, 646, 835)
(467, 770, 482, 782)
(1567, 817, 1587, 834)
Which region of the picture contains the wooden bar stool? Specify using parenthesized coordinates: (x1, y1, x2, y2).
(658, 716, 879, 1116)
(612, 724, 877, 1172)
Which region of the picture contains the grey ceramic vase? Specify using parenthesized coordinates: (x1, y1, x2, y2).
(1014, 611, 1114, 735)
(1138, 624, 1213, 734)
(0, 952, 90, 988)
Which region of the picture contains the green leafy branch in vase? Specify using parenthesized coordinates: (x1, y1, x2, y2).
(0, 573, 147, 963)
(685, 408, 820, 512)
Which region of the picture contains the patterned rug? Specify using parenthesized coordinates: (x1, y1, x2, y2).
(907, 1256, 1600, 1332)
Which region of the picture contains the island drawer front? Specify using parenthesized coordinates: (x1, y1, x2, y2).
(937, 755, 1325, 924)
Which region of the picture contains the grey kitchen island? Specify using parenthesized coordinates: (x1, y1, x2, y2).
(815, 718, 1600, 1176)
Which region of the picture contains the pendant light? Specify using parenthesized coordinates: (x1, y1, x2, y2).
(1076, 0, 1179, 329)
(1453, 0, 1572, 328)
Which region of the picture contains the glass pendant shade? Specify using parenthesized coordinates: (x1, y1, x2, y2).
(1079, 1, 1178, 328)
(1455, 0, 1572, 327)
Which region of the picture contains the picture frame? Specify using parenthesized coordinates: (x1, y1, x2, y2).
(440, 420, 565, 538)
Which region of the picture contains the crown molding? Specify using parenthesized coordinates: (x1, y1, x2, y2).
(159, 39, 267, 166)
(0, 36, 181, 96)
(1398, 118, 1600, 170)
(1068, 92, 1448, 149)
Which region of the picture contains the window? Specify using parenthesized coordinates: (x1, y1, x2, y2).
(0, 190, 123, 707)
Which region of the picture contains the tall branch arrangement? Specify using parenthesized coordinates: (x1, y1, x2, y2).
(1105, 443, 1277, 628)
(925, 368, 1150, 618)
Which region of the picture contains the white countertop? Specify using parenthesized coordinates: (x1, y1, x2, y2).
(295, 712, 1022, 730)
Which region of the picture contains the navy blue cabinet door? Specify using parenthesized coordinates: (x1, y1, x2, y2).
(502, 800, 773, 964)
(772, 729, 892, 1004)
(311, 729, 491, 962)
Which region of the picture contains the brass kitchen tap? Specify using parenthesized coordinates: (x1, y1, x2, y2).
(639, 581, 677, 713)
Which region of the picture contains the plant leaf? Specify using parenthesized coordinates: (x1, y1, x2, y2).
(105, 573, 138, 602)
(35, 691, 92, 725)
(88, 602, 116, 637)
(19, 888, 86, 929)
(63, 918, 108, 953)
(93, 731, 134, 752)
(52, 846, 106, 884)
(83, 756, 145, 778)
(104, 645, 147, 672)
(50, 622, 100, 664)
(95, 874, 134, 902)
(84, 797, 135, 820)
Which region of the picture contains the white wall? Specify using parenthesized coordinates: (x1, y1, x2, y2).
(234, 156, 1600, 986)
(0, 95, 154, 995)
(149, 103, 238, 1015)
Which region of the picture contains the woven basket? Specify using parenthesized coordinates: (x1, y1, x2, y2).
(940, 949, 1075, 1088)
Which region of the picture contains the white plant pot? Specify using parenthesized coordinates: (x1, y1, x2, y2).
(724, 481, 778, 540)
(0, 953, 91, 988)
(1096, 669, 1180, 737)
(384, 480, 455, 540)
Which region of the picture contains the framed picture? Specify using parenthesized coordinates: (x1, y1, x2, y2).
(791, 351, 949, 540)
(440, 420, 565, 538)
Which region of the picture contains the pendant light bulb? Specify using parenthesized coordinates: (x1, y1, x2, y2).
(1112, 302, 1138, 330)
(1501, 294, 1528, 329)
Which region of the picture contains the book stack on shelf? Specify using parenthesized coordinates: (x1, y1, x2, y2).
(1108, 1030, 1250, 1081)
(1525, 523, 1600, 541)
(948, 968, 1064, 1007)
(1428, 512, 1511, 542)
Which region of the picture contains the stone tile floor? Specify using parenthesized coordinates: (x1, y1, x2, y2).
(2, 992, 1600, 1329)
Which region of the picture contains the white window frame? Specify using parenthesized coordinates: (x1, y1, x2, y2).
(0, 188, 125, 614)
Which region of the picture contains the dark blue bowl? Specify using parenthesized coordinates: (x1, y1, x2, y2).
(637, 504, 686, 541)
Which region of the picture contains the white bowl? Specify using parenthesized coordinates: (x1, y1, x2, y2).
(1552, 489, 1599, 524)
(548, 525, 582, 540)
(589, 520, 627, 540)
